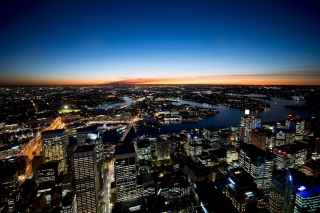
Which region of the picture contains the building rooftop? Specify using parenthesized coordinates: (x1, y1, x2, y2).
(37, 161, 58, 171)
(74, 144, 95, 153)
(229, 167, 256, 188)
(115, 144, 135, 155)
(241, 143, 272, 161)
(76, 126, 97, 133)
(41, 129, 65, 136)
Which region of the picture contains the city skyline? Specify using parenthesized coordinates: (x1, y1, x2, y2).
(1, 0, 320, 85)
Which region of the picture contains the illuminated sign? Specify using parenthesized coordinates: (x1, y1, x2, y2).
(298, 186, 306, 191)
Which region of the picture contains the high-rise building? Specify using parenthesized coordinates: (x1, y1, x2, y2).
(250, 129, 268, 150)
(285, 114, 305, 141)
(187, 132, 202, 156)
(73, 145, 100, 213)
(226, 167, 265, 213)
(37, 161, 60, 184)
(76, 127, 103, 162)
(41, 129, 69, 171)
(283, 169, 320, 213)
(269, 175, 286, 213)
(115, 144, 138, 202)
(273, 142, 308, 169)
(155, 137, 170, 160)
(203, 126, 219, 147)
(240, 115, 261, 144)
(239, 144, 272, 193)
(285, 114, 300, 130)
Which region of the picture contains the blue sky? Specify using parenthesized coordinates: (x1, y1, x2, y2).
(0, 0, 320, 85)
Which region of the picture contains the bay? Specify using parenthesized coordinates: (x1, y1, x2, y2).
(100, 96, 320, 142)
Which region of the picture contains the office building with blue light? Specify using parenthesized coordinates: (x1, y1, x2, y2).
(226, 167, 266, 213)
(283, 169, 320, 213)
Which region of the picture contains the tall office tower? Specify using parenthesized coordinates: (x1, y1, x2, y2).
(155, 137, 170, 160)
(268, 175, 286, 213)
(266, 131, 275, 149)
(66, 144, 76, 174)
(203, 126, 219, 147)
(250, 129, 267, 150)
(76, 127, 103, 163)
(283, 169, 320, 213)
(285, 114, 305, 141)
(283, 170, 294, 213)
(115, 144, 138, 202)
(73, 145, 100, 213)
(134, 140, 151, 160)
(285, 113, 300, 130)
(274, 128, 295, 146)
(273, 142, 308, 169)
(41, 129, 69, 171)
(295, 119, 305, 141)
(37, 161, 60, 184)
(239, 144, 273, 193)
(226, 167, 265, 213)
(230, 126, 243, 146)
(240, 115, 261, 144)
(187, 133, 203, 156)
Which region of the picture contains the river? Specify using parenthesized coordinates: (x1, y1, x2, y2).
(100, 96, 320, 142)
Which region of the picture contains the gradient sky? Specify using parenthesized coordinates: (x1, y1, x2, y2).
(0, 0, 320, 85)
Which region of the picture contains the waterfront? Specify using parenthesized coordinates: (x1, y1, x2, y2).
(101, 96, 320, 143)
(96, 97, 134, 109)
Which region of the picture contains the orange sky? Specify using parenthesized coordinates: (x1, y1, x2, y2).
(1, 71, 319, 85)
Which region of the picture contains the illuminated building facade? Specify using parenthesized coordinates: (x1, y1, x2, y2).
(239, 144, 272, 192)
(268, 175, 286, 213)
(155, 137, 170, 160)
(37, 161, 60, 184)
(203, 126, 219, 147)
(273, 142, 308, 169)
(285, 114, 305, 141)
(283, 169, 320, 213)
(251, 129, 268, 150)
(188, 132, 202, 156)
(76, 127, 103, 162)
(134, 140, 151, 160)
(300, 160, 320, 177)
(224, 146, 239, 164)
(240, 115, 261, 144)
(294, 186, 320, 213)
(226, 168, 265, 213)
(274, 128, 295, 146)
(115, 144, 138, 202)
(41, 129, 69, 171)
(73, 145, 100, 213)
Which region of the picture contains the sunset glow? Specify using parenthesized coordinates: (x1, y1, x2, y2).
(0, 0, 320, 85)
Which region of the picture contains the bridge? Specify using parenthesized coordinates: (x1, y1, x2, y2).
(119, 122, 134, 142)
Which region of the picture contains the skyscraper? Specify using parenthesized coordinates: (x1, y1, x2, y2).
(115, 144, 138, 202)
(239, 144, 272, 193)
(73, 145, 100, 213)
(240, 115, 261, 144)
(41, 129, 69, 171)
